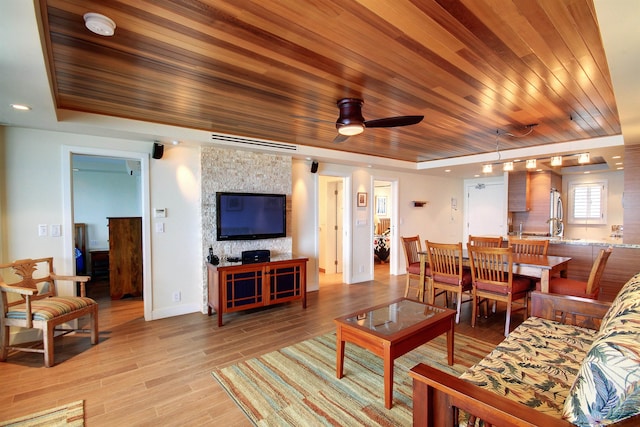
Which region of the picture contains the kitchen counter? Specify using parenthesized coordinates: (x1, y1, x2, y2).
(507, 233, 639, 249)
(505, 235, 640, 301)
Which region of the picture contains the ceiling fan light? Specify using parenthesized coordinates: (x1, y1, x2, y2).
(550, 156, 563, 166)
(84, 13, 116, 36)
(578, 152, 590, 164)
(503, 161, 513, 171)
(525, 159, 537, 169)
(337, 123, 364, 136)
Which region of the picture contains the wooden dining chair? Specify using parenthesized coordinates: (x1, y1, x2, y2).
(508, 237, 550, 294)
(426, 241, 472, 324)
(508, 237, 549, 255)
(468, 235, 503, 248)
(401, 236, 427, 300)
(536, 246, 613, 299)
(467, 244, 532, 337)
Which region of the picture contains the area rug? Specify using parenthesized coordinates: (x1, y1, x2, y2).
(212, 333, 494, 426)
(0, 401, 84, 427)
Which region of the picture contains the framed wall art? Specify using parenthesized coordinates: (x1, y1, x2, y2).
(357, 192, 367, 207)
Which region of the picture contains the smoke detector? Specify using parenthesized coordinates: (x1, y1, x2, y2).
(83, 13, 116, 36)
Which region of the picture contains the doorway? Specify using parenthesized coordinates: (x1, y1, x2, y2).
(464, 178, 507, 242)
(62, 146, 152, 320)
(373, 180, 393, 277)
(318, 175, 345, 286)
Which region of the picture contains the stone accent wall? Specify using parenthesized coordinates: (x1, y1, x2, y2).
(201, 146, 292, 262)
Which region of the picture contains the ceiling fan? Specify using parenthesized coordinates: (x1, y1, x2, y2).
(333, 98, 424, 143)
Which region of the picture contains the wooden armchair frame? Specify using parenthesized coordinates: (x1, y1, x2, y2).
(0, 257, 98, 367)
(410, 291, 640, 427)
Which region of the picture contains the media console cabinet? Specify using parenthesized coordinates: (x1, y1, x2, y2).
(207, 255, 308, 326)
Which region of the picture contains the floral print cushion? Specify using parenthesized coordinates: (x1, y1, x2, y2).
(562, 273, 640, 426)
(459, 316, 597, 419)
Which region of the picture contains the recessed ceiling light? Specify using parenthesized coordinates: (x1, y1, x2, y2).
(617, 167, 624, 170)
(11, 104, 31, 111)
(84, 13, 116, 36)
(444, 169, 451, 173)
(612, 155, 621, 159)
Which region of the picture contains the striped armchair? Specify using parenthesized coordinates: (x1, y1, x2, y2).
(0, 257, 98, 367)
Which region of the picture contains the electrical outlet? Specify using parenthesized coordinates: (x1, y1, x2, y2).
(172, 291, 181, 302)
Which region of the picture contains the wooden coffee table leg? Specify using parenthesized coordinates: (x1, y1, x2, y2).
(384, 346, 393, 409)
(447, 317, 454, 365)
(336, 329, 345, 378)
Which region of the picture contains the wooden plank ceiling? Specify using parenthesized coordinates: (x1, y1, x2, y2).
(40, 0, 619, 163)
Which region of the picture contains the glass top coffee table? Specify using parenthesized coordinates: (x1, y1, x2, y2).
(334, 298, 456, 409)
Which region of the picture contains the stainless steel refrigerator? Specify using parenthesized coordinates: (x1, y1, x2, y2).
(549, 188, 564, 237)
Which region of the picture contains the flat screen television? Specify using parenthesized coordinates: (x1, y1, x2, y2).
(216, 192, 286, 241)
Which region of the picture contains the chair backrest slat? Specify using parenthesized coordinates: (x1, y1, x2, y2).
(467, 244, 513, 289)
(468, 235, 503, 248)
(402, 236, 422, 266)
(426, 241, 463, 279)
(508, 237, 549, 255)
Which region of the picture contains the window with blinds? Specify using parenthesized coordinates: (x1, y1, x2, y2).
(568, 181, 607, 224)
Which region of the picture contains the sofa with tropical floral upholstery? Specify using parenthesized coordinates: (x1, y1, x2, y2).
(410, 273, 640, 426)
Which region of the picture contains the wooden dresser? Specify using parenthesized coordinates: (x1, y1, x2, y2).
(108, 217, 143, 299)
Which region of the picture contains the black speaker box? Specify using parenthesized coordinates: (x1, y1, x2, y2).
(310, 161, 318, 173)
(152, 142, 164, 159)
(242, 249, 271, 264)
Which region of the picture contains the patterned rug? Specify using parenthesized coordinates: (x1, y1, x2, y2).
(0, 401, 84, 426)
(212, 332, 494, 426)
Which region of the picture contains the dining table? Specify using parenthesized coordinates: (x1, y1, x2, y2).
(418, 249, 572, 304)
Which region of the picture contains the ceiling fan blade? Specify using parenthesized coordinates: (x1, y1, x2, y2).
(333, 134, 350, 143)
(364, 115, 424, 128)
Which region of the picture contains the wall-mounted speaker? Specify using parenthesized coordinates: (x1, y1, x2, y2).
(310, 161, 319, 173)
(152, 142, 164, 159)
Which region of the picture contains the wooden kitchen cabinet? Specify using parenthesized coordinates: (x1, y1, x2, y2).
(508, 171, 530, 212)
(207, 255, 308, 326)
(108, 217, 143, 299)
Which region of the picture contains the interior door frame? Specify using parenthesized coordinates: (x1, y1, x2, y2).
(317, 172, 350, 285)
(371, 175, 399, 276)
(61, 145, 152, 320)
(463, 175, 508, 244)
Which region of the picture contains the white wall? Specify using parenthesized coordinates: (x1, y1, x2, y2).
(1, 126, 465, 321)
(293, 160, 464, 285)
(1, 127, 202, 320)
(73, 166, 141, 250)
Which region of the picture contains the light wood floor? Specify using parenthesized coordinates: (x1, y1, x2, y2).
(0, 264, 521, 426)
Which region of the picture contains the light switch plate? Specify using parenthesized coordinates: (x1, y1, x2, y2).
(155, 222, 165, 233)
(38, 224, 48, 237)
(51, 224, 61, 237)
